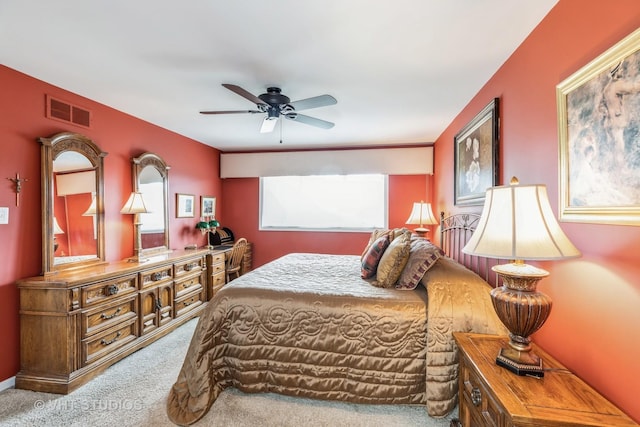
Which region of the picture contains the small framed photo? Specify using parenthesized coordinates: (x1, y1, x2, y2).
(201, 196, 216, 217)
(454, 98, 500, 206)
(176, 193, 195, 218)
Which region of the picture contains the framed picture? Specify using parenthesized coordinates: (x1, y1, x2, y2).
(557, 28, 640, 225)
(176, 193, 195, 218)
(201, 196, 216, 217)
(454, 98, 500, 206)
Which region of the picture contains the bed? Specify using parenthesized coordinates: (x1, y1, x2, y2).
(166, 214, 507, 425)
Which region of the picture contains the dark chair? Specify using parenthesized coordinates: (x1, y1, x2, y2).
(225, 238, 248, 283)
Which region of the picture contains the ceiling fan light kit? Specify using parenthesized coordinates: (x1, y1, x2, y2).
(200, 84, 336, 133)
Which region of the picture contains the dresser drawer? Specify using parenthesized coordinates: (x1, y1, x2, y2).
(139, 265, 173, 289)
(174, 288, 204, 318)
(460, 354, 502, 427)
(174, 272, 204, 298)
(210, 251, 225, 265)
(174, 257, 204, 278)
(81, 295, 137, 338)
(81, 318, 138, 366)
(81, 274, 137, 307)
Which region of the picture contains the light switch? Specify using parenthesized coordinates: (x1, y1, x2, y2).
(0, 207, 8, 224)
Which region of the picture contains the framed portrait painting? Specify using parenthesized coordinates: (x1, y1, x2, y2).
(557, 27, 640, 225)
(176, 193, 195, 218)
(201, 196, 216, 218)
(454, 98, 500, 206)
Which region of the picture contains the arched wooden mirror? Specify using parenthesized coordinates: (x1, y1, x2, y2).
(39, 132, 107, 275)
(132, 152, 170, 257)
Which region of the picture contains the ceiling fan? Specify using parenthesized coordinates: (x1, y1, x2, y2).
(200, 84, 337, 133)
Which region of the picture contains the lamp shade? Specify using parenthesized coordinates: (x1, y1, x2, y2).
(120, 192, 148, 215)
(53, 216, 65, 234)
(405, 202, 438, 227)
(462, 179, 580, 260)
(82, 195, 97, 216)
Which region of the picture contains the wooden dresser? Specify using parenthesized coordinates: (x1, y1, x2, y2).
(453, 333, 638, 427)
(17, 249, 216, 394)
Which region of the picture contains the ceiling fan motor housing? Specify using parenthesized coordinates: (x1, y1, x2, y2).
(259, 87, 291, 107)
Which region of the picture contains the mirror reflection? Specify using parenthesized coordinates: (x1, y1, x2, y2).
(133, 153, 170, 256)
(53, 151, 97, 264)
(139, 166, 165, 249)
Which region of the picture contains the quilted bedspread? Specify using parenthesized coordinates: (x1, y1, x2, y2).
(166, 253, 505, 425)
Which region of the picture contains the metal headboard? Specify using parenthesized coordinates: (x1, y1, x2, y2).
(439, 211, 501, 287)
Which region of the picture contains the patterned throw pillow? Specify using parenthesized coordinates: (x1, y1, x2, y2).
(361, 235, 391, 279)
(395, 238, 445, 290)
(360, 229, 394, 261)
(373, 230, 412, 288)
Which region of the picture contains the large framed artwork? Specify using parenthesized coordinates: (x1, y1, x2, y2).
(454, 98, 500, 206)
(557, 28, 640, 225)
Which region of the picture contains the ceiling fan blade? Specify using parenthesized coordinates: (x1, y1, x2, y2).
(260, 117, 278, 133)
(285, 113, 334, 129)
(222, 83, 268, 106)
(200, 110, 261, 115)
(288, 95, 337, 111)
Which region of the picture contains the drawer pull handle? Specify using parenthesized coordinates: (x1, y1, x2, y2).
(106, 285, 119, 296)
(471, 386, 482, 406)
(100, 308, 121, 320)
(183, 298, 194, 307)
(101, 331, 121, 346)
(151, 272, 167, 281)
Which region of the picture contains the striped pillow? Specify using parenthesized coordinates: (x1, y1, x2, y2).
(361, 235, 391, 279)
(395, 238, 444, 289)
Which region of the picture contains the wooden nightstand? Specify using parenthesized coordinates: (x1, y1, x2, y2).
(452, 333, 638, 427)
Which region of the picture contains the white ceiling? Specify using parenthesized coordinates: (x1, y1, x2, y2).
(1, 1, 558, 152)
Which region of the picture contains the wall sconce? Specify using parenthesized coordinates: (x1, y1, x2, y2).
(121, 191, 149, 263)
(462, 177, 580, 377)
(405, 201, 438, 237)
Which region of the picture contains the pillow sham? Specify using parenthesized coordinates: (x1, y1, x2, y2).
(360, 229, 393, 261)
(361, 235, 391, 279)
(373, 230, 412, 288)
(395, 238, 444, 290)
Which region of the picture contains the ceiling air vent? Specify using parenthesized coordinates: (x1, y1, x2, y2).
(46, 95, 92, 128)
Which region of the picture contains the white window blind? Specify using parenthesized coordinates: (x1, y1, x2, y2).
(260, 175, 387, 231)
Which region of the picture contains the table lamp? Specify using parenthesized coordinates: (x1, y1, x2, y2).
(405, 201, 438, 237)
(462, 177, 580, 377)
(121, 191, 149, 263)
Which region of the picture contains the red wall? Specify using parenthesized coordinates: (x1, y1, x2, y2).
(0, 66, 221, 383)
(221, 175, 431, 268)
(433, 0, 640, 421)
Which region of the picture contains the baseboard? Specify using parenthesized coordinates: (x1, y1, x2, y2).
(0, 376, 15, 392)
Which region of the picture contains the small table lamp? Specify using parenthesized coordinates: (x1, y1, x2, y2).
(53, 216, 65, 252)
(121, 191, 149, 263)
(406, 201, 438, 237)
(462, 177, 580, 377)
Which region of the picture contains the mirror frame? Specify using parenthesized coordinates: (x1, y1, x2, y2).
(40, 132, 107, 275)
(132, 152, 171, 257)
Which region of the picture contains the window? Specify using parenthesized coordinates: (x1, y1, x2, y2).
(260, 174, 387, 231)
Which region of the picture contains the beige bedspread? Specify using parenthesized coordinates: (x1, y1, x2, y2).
(167, 253, 505, 425)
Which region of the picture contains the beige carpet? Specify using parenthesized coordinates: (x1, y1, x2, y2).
(0, 318, 457, 426)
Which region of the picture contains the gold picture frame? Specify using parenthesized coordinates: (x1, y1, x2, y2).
(201, 195, 216, 218)
(557, 27, 640, 225)
(176, 193, 195, 218)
